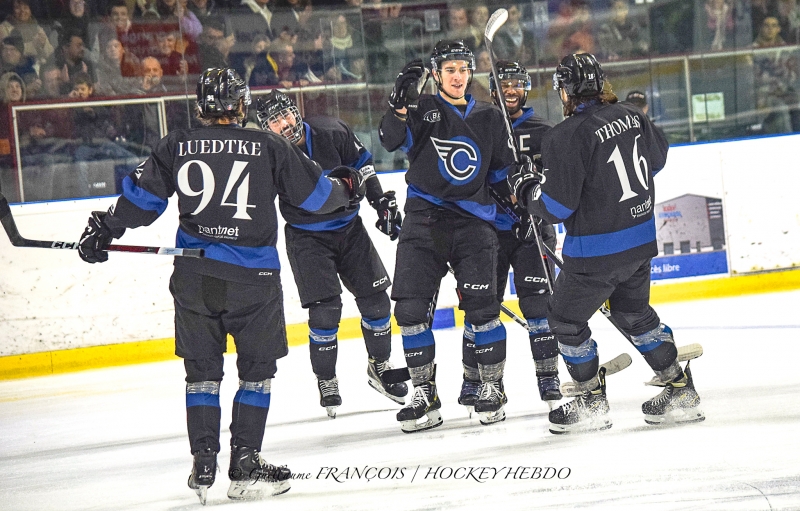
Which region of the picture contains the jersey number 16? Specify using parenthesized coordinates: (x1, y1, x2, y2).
(607, 134, 650, 203)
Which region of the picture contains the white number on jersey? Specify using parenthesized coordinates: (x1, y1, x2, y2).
(177, 160, 256, 219)
(607, 134, 650, 203)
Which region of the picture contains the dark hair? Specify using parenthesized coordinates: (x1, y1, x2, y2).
(72, 71, 94, 88)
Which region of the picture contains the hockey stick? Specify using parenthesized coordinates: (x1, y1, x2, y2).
(484, 8, 553, 295)
(0, 193, 204, 258)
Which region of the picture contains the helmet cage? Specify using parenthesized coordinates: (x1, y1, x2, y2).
(552, 53, 604, 98)
(256, 91, 304, 143)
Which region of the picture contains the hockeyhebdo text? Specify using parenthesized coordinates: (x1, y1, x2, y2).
(289, 465, 571, 483)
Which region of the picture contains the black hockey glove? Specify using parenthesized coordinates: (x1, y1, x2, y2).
(388, 59, 425, 111)
(329, 165, 366, 206)
(78, 210, 125, 263)
(371, 191, 403, 241)
(506, 154, 545, 209)
(511, 207, 541, 244)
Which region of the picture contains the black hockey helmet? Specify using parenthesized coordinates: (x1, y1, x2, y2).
(489, 60, 532, 107)
(196, 67, 251, 119)
(255, 89, 304, 143)
(552, 53, 604, 98)
(429, 40, 475, 100)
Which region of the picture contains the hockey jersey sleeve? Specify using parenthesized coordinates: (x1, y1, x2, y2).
(104, 134, 176, 232)
(336, 120, 384, 201)
(379, 108, 411, 153)
(273, 136, 351, 214)
(527, 130, 586, 225)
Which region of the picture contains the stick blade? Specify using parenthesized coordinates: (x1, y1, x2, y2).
(485, 8, 508, 42)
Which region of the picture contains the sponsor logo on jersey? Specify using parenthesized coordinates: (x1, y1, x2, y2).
(197, 224, 240, 239)
(423, 110, 441, 123)
(630, 194, 652, 219)
(431, 136, 481, 185)
(134, 161, 145, 179)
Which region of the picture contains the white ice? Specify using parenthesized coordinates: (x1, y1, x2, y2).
(1, 290, 799, 511)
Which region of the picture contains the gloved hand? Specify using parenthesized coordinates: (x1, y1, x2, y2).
(511, 207, 541, 244)
(388, 59, 425, 111)
(78, 211, 124, 263)
(328, 165, 366, 206)
(506, 154, 545, 209)
(371, 191, 403, 241)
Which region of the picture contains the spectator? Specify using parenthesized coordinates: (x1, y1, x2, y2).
(50, 29, 96, 86)
(446, 7, 479, 51)
(752, 16, 799, 133)
(0, 0, 55, 65)
(596, 0, 649, 60)
(37, 62, 67, 97)
(751, 0, 776, 38)
(51, 0, 96, 57)
(493, 4, 537, 64)
(249, 39, 311, 87)
(469, 4, 489, 50)
(546, 0, 596, 63)
(322, 13, 366, 82)
(197, 16, 235, 70)
(776, 0, 800, 44)
(362, 1, 424, 84)
(143, 0, 203, 41)
(703, 0, 735, 51)
(2, 31, 40, 95)
(0, 71, 26, 200)
(136, 55, 168, 94)
(230, 0, 275, 74)
(95, 34, 139, 95)
(0, 71, 25, 105)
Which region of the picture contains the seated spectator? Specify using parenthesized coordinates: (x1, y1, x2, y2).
(249, 39, 311, 88)
(49, 29, 96, 87)
(703, 0, 735, 51)
(51, 0, 97, 62)
(322, 13, 366, 82)
(95, 35, 139, 95)
(136, 56, 168, 94)
(197, 16, 236, 71)
(2, 31, 40, 95)
(37, 62, 67, 97)
(229, 0, 275, 72)
(0, 71, 26, 201)
(0, 0, 55, 65)
(776, 0, 800, 44)
(142, 0, 203, 41)
(753, 16, 799, 133)
(596, 0, 649, 61)
(446, 6, 479, 51)
(362, 1, 424, 84)
(546, 0, 595, 63)
(469, 4, 489, 50)
(493, 4, 537, 65)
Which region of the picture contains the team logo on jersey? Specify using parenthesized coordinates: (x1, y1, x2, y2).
(134, 161, 145, 179)
(423, 110, 441, 123)
(431, 136, 481, 185)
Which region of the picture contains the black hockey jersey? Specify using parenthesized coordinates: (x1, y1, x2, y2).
(496, 107, 554, 232)
(528, 101, 669, 273)
(106, 123, 352, 283)
(279, 115, 382, 230)
(380, 94, 514, 223)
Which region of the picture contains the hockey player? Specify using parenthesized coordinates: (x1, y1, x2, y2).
(379, 40, 516, 431)
(508, 53, 704, 434)
(459, 60, 561, 416)
(255, 90, 407, 419)
(77, 68, 363, 503)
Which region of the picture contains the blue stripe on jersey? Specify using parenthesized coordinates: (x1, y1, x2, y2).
(407, 185, 496, 222)
(474, 323, 506, 346)
(399, 126, 413, 153)
(494, 209, 514, 231)
(488, 165, 509, 184)
(303, 122, 313, 157)
(351, 150, 373, 170)
(562, 220, 656, 258)
(512, 108, 535, 129)
(234, 389, 271, 408)
(121, 175, 168, 215)
(186, 393, 220, 408)
(299, 175, 334, 212)
(402, 328, 435, 349)
(440, 94, 476, 119)
(289, 209, 359, 231)
(176, 229, 281, 269)
(540, 191, 575, 220)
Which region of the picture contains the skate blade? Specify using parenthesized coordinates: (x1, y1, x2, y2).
(549, 416, 612, 435)
(368, 379, 406, 405)
(546, 400, 559, 412)
(464, 405, 474, 418)
(645, 406, 705, 425)
(227, 480, 291, 500)
(193, 486, 209, 505)
(325, 406, 338, 419)
(478, 407, 506, 426)
(400, 410, 443, 433)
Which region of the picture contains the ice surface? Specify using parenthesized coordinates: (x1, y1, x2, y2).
(1, 291, 799, 510)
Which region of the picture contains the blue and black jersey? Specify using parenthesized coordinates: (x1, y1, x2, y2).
(278, 115, 382, 231)
(379, 93, 514, 223)
(529, 101, 669, 273)
(105, 123, 351, 283)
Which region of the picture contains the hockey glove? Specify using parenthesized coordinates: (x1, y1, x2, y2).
(506, 154, 545, 209)
(512, 207, 541, 244)
(329, 165, 367, 206)
(371, 191, 403, 241)
(388, 59, 425, 111)
(78, 210, 125, 264)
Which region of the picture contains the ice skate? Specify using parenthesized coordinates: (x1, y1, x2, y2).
(537, 374, 562, 409)
(367, 358, 408, 405)
(457, 378, 481, 418)
(549, 370, 611, 434)
(187, 448, 217, 505)
(317, 377, 341, 418)
(397, 379, 442, 433)
(474, 379, 507, 425)
(642, 363, 705, 425)
(227, 446, 291, 500)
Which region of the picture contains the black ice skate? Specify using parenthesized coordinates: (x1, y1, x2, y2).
(397, 377, 442, 433)
(458, 378, 481, 418)
(537, 373, 562, 407)
(474, 379, 508, 425)
(317, 377, 342, 418)
(642, 363, 705, 425)
(367, 358, 408, 405)
(227, 446, 291, 500)
(549, 369, 611, 434)
(187, 448, 217, 505)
